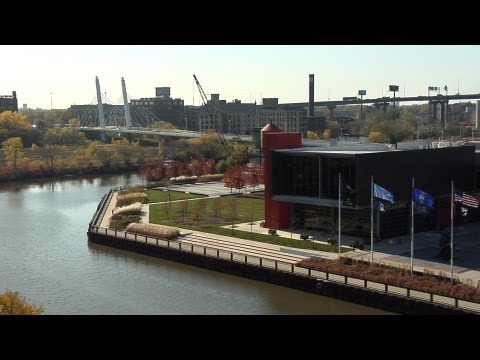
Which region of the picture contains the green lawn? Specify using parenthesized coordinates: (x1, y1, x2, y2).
(149, 195, 264, 223)
(148, 194, 350, 253)
(146, 189, 205, 203)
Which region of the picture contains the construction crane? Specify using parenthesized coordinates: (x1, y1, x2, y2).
(193, 74, 249, 163)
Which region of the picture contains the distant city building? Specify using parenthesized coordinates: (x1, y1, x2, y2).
(130, 87, 185, 128)
(197, 94, 226, 133)
(197, 94, 256, 135)
(257, 98, 307, 135)
(155, 87, 171, 98)
(0, 91, 18, 113)
(225, 99, 256, 135)
(184, 105, 199, 132)
(194, 95, 307, 136)
(69, 104, 123, 127)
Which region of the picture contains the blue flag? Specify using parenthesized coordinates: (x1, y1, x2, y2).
(373, 183, 394, 204)
(413, 187, 434, 208)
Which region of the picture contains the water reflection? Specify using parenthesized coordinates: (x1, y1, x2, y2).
(7, 191, 24, 208)
(0, 181, 31, 192)
(87, 241, 389, 315)
(99, 172, 134, 187)
(0, 173, 389, 315)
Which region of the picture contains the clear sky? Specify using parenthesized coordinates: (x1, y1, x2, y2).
(1, 45, 479, 110)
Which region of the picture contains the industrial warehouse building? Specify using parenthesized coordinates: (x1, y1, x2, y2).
(262, 124, 478, 240)
(0, 91, 18, 113)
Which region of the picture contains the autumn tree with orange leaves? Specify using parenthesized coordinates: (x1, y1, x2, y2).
(0, 291, 43, 315)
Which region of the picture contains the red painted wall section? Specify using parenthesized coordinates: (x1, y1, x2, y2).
(262, 131, 302, 229)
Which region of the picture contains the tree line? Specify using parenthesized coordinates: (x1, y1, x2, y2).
(307, 104, 477, 143)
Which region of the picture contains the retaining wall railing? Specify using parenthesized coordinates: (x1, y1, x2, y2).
(88, 224, 480, 314)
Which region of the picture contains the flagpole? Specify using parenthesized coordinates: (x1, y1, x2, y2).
(338, 172, 341, 255)
(411, 178, 415, 275)
(450, 180, 454, 283)
(370, 175, 374, 263)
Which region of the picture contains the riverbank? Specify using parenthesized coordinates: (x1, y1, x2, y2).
(6, 173, 370, 314)
(88, 185, 480, 314)
(0, 166, 141, 185)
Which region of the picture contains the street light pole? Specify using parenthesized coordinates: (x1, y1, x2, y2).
(50, 91, 52, 110)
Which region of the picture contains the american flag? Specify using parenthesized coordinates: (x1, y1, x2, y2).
(462, 193, 480, 208)
(454, 191, 463, 204)
(455, 191, 480, 208)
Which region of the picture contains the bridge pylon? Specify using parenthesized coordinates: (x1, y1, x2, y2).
(121, 77, 132, 128)
(95, 76, 107, 142)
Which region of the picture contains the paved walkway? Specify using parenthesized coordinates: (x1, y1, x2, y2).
(102, 183, 480, 287)
(152, 181, 264, 197)
(100, 192, 117, 229)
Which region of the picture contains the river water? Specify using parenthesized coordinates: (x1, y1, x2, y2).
(0, 173, 389, 314)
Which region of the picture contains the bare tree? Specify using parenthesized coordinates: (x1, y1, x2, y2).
(227, 196, 239, 235)
(180, 200, 189, 223)
(210, 197, 224, 223)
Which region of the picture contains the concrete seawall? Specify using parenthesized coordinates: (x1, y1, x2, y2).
(87, 231, 474, 315)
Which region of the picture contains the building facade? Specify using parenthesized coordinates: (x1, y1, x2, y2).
(69, 104, 123, 127)
(0, 91, 18, 113)
(130, 87, 184, 128)
(257, 98, 307, 135)
(263, 127, 476, 239)
(196, 94, 256, 135)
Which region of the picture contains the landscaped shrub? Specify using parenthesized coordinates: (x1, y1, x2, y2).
(113, 202, 142, 216)
(198, 174, 224, 182)
(126, 223, 180, 239)
(170, 175, 197, 184)
(109, 215, 141, 230)
(297, 258, 480, 303)
(118, 186, 145, 196)
(116, 192, 148, 207)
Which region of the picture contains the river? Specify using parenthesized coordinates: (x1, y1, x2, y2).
(0, 173, 390, 314)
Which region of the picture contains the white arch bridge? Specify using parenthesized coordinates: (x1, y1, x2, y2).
(79, 126, 252, 142)
(77, 76, 252, 142)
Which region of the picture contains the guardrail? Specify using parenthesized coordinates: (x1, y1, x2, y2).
(88, 184, 143, 228)
(88, 224, 480, 314)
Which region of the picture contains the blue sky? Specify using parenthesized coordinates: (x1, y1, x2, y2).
(1, 45, 479, 110)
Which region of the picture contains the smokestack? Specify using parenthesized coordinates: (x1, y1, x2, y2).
(309, 74, 314, 116)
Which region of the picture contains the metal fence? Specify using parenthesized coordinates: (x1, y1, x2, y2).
(88, 224, 480, 314)
(88, 184, 142, 228)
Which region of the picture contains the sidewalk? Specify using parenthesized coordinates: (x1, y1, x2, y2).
(102, 185, 480, 286)
(231, 220, 480, 285)
(100, 192, 117, 229)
